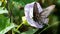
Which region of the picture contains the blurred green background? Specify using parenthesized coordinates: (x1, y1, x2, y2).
(0, 0, 60, 34)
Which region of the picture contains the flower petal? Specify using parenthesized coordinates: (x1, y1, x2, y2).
(24, 2, 43, 28)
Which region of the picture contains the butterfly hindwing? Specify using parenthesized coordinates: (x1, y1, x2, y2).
(41, 5, 55, 18)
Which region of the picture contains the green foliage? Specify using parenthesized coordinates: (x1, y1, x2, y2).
(0, 7, 8, 14)
(0, 15, 16, 34)
(21, 28, 38, 34)
(0, 0, 60, 34)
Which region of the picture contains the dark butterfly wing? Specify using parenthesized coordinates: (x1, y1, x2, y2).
(33, 2, 42, 24)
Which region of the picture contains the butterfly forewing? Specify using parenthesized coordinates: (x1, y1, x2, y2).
(33, 2, 43, 25)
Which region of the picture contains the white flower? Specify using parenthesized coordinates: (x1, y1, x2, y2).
(24, 2, 55, 28)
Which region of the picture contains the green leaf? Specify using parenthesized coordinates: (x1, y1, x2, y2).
(0, 23, 16, 34)
(0, 15, 16, 34)
(0, 7, 8, 14)
(21, 28, 38, 34)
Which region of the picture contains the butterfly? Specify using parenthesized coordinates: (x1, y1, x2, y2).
(24, 2, 55, 28)
(33, 2, 55, 25)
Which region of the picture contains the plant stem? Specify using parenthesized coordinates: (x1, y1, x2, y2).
(16, 22, 23, 31)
